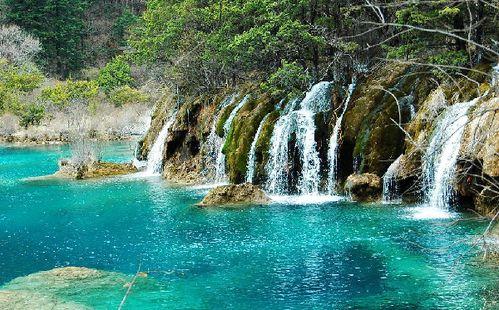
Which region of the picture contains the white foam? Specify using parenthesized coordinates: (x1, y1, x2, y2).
(409, 205, 455, 220)
(269, 194, 344, 205)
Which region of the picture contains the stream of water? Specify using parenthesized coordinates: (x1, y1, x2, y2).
(0, 142, 496, 309)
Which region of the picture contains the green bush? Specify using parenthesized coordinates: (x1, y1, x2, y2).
(17, 102, 45, 128)
(97, 56, 133, 93)
(0, 59, 43, 91)
(41, 80, 99, 107)
(261, 61, 311, 99)
(109, 85, 148, 107)
(0, 58, 43, 113)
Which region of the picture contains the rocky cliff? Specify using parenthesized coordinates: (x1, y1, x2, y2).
(139, 63, 498, 215)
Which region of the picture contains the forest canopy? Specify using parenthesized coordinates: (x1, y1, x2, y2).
(0, 0, 497, 96)
(128, 0, 498, 94)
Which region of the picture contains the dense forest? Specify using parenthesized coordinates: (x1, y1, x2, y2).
(1, 1, 497, 103)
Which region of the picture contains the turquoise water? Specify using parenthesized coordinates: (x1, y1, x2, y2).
(0, 142, 497, 309)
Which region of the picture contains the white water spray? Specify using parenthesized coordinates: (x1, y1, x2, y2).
(204, 95, 235, 179)
(327, 81, 356, 194)
(246, 113, 270, 183)
(422, 98, 477, 210)
(382, 154, 403, 203)
(266, 82, 332, 195)
(144, 113, 177, 175)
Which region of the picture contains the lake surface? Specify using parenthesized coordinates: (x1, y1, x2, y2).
(0, 142, 497, 309)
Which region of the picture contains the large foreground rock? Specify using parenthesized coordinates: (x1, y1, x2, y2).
(345, 173, 382, 202)
(0, 267, 126, 310)
(199, 183, 271, 206)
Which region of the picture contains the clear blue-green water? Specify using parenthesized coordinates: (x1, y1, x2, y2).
(0, 142, 497, 309)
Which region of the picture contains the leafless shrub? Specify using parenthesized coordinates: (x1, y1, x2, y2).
(0, 113, 20, 136)
(0, 24, 41, 64)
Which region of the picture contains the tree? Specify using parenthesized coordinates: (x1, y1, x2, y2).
(5, 0, 88, 77)
(96, 55, 134, 93)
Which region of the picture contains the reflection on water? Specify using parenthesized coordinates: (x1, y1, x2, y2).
(0, 142, 497, 309)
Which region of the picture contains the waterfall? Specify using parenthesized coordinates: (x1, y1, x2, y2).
(132, 113, 153, 170)
(214, 95, 250, 182)
(382, 155, 403, 203)
(246, 113, 270, 183)
(266, 81, 332, 195)
(204, 95, 235, 178)
(327, 81, 356, 194)
(422, 98, 478, 210)
(144, 113, 177, 175)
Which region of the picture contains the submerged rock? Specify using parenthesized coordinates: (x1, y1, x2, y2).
(0, 290, 89, 310)
(0, 267, 129, 310)
(345, 173, 382, 202)
(199, 183, 271, 206)
(56, 160, 137, 179)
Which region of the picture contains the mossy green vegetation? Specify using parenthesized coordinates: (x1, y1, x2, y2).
(223, 93, 275, 183)
(253, 110, 280, 182)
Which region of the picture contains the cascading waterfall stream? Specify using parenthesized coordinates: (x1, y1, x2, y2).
(214, 95, 250, 182)
(144, 113, 177, 176)
(422, 98, 478, 212)
(382, 154, 403, 203)
(132, 113, 153, 170)
(246, 114, 270, 183)
(266, 82, 332, 195)
(204, 95, 235, 178)
(327, 81, 356, 194)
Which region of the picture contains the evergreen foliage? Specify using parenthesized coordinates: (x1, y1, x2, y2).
(5, 0, 88, 77)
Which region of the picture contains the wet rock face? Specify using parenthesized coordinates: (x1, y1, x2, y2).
(224, 92, 275, 183)
(456, 95, 499, 215)
(342, 64, 435, 179)
(199, 183, 271, 206)
(344, 173, 382, 202)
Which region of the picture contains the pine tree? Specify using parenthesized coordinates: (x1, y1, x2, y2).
(6, 0, 88, 77)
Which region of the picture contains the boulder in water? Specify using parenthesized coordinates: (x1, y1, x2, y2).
(345, 173, 382, 202)
(199, 183, 271, 207)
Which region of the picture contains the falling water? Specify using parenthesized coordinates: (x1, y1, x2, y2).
(144, 113, 177, 175)
(214, 95, 250, 182)
(422, 98, 477, 210)
(382, 154, 403, 203)
(266, 82, 332, 195)
(132, 114, 153, 170)
(327, 81, 356, 194)
(246, 114, 270, 183)
(203, 95, 235, 177)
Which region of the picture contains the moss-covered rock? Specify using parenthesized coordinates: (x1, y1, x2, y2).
(341, 63, 435, 181)
(224, 92, 276, 183)
(163, 91, 231, 184)
(253, 110, 280, 184)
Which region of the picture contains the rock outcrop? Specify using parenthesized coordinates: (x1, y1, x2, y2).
(56, 160, 137, 179)
(199, 183, 271, 206)
(141, 61, 497, 215)
(344, 173, 382, 202)
(457, 93, 499, 215)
